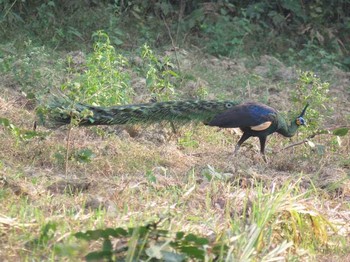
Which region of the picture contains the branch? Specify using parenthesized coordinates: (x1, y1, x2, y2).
(280, 125, 350, 152)
(162, 12, 181, 74)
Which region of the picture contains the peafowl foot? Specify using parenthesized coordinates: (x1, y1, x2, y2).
(233, 145, 240, 157)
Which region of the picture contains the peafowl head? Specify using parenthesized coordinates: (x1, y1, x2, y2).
(295, 103, 309, 126)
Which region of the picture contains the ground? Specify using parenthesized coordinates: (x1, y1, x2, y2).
(0, 49, 349, 260)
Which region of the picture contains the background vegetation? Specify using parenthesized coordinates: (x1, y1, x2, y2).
(0, 0, 349, 261)
(2, 0, 350, 68)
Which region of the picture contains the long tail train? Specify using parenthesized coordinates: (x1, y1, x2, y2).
(44, 96, 240, 127)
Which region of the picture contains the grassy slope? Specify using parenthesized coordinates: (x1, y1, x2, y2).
(0, 47, 349, 260)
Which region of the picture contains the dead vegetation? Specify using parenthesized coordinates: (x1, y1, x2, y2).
(0, 52, 349, 260)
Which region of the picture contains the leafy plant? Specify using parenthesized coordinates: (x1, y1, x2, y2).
(63, 31, 133, 106)
(1, 40, 62, 96)
(53, 146, 95, 166)
(177, 131, 199, 149)
(291, 71, 348, 153)
(0, 117, 49, 143)
(74, 221, 222, 261)
(145, 170, 157, 184)
(201, 15, 253, 56)
(140, 43, 178, 101)
(72, 148, 95, 163)
(292, 71, 331, 134)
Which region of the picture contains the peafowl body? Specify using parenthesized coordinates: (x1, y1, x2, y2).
(47, 97, 308, 161)
(207, 102, 308, 161)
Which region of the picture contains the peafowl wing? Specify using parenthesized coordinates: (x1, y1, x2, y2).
(207, 102, 277, 130)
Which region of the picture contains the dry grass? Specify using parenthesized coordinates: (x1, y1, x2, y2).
(0, 53, 349, 261)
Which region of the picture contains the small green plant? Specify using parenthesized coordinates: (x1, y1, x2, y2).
(0, 117, 49, 143)
(53, 146, 95, 166)
(145, 170, 157, 184)
(177, 131, 199, 149)
(292, 71, 331, 134)
(26, 221, 58, 248)
(2, 40, 62, 97)
(290, 71, 349, 153)
(72, 148, 95, 163)
(141, 43, 178, 101)
(74, 221, 222, 261)
(63, 31, 132, 106)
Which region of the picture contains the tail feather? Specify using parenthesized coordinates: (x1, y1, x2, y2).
(44, 96, 240, 127)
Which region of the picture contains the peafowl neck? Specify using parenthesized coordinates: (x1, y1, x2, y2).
(276, 114, 300, 137)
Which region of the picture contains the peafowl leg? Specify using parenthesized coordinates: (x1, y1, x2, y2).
(258, 136, 268, 163)
(234, 132, 251, 155)
(170, 121, 177, 134)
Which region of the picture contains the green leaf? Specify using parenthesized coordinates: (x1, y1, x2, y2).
(102, 239, 112, 251)
(167, 70, 179, 77)
(86, 250, 113, 261)
(75, 227, 129, 240)
(75, 229, 104, 240)
(184, 233, 198, 242)
(193, 237, 209, 245)
(332, 127, 349, 137)
(180, 246, 205, 259)
(74, 148, 95, 163)
(184, 234, 209, 245)
(0, 117, 10, 127)
(176, 232, 185, 240)
(104, 227, 128, 238)
(26, 92, 36, 99)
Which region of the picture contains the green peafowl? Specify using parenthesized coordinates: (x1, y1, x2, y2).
(46, 97, 308, 161)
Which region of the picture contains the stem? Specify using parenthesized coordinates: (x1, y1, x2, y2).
(65, 126, 72, 178)
(163, 15, 181, 73)
(280, 125, 350, 152)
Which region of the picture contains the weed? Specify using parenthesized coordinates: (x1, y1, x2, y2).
(63, 31, 133, 106)
(140, 43, 179, 101)
(0, 117, 49, 144)
(291, 71, 330, 134)
(1, 40, 64, 96)
(177, 130, 199, 149)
